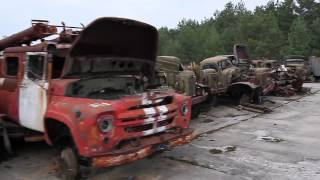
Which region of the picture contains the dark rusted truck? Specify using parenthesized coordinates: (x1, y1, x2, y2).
(284, 56, 309, 81)
(233, 45, 304, 95)
(0, 18, 194, 179)
(198, 55, 263, 104)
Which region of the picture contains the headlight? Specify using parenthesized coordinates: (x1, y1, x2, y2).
(180, 103, 188, 116)
(97, 115, 113, 133)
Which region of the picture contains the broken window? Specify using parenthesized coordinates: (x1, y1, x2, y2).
(52, 56, 65, 79)
(220, 60, 233, 70)
(5, 57, 19, 76)
(27, 55, 45, 80)
(202, 64, 218, 70)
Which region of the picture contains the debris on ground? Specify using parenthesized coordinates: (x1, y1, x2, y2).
(209, 145, 237, 154)
(236, 103, 272, 113)
(253, 130, 284, 143)
(260, 136, 284, 143)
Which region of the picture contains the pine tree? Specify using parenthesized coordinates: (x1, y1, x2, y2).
(281, 17, 311, 56)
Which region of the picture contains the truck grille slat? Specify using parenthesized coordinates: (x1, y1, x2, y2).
(118, 100, 178, 137)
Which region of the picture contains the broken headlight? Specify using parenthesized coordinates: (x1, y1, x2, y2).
(97, 115, 113, 133)
(180, 103, 188, 116)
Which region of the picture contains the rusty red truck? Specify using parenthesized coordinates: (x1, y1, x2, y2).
(0, 18, 193, 179)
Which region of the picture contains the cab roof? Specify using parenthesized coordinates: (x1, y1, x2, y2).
(200, 56, 229, 66)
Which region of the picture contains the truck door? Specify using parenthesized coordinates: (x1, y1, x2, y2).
(0, 55, 21, 121)
(19, 52, 48, 132)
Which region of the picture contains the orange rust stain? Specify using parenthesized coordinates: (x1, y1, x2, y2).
(88, 126, 99, 146)
(91, 132, 195, 168)
(169, 133, 194, 147)
(92, 147, 153, 168)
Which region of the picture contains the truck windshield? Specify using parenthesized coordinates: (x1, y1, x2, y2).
(202, 64, 218, 71)
(221, 60, 233, 70)
(27, 55, 45, 80)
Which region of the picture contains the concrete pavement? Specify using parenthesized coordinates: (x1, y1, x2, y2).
(1, 83, 320, 180)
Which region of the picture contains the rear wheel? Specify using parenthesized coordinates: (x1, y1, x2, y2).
(292, 79, 303, 92)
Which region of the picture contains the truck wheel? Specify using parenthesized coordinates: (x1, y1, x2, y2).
(191, 105, 201, 119)
(209, 95, 218, 107)
(239, 93, 250, 105)
(204, 94, 218, 107)
(58, 147, 79, 180)
(253, 89, 263, 104)
(292, 79, 303, 92)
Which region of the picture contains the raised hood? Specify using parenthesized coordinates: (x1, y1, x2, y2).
(234, 44, 249, 64)
(63, 17, 158, 78)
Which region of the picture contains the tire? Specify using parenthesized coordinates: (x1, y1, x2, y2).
(210, 95, 218, 107)
(204, 94, 218, 107)
(239, 93, 250, 105)
(252, 88, 263, 104)
(230, 89, 247, 105)
(292, 79, 303, 92)
(58, 147, 79, 180)
(191, 104, 201, 119)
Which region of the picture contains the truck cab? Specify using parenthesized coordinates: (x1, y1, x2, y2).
(200, 56, 241, 93)
(199, 55, 262, 104)
(284, 56, 309, 81)
(0, 18, 193, 179)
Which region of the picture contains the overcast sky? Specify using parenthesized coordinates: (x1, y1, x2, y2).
(0, 0, 272, 37)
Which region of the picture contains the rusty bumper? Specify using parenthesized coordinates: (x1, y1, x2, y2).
(91, 129, 194, 168)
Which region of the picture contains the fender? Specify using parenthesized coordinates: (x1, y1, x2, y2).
(44, 111, 84, 154)
(229, 82, 259, 91)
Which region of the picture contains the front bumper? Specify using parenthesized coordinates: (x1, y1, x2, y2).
(91, 128, 194, 168)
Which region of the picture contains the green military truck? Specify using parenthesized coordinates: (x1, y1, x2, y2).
(156, 56, 209, 106)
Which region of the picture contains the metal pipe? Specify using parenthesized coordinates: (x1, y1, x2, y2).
(0, 23, 57, 51)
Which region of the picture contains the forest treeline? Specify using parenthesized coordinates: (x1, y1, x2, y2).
(158, 0, 320, 63)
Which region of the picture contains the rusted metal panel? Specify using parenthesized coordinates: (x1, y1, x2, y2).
(0, 23, 57, 51)
(156, 56, 182, 73)
(64, 17, 158, 79)
(199, 56, 230, 69)
(92, 129, 194, 168)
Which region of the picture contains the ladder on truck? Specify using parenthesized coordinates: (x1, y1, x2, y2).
(0, 115, 12, 154)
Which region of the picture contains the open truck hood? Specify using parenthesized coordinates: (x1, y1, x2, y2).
(63, 17, 158, 78)
(233, 44, 249, 64)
